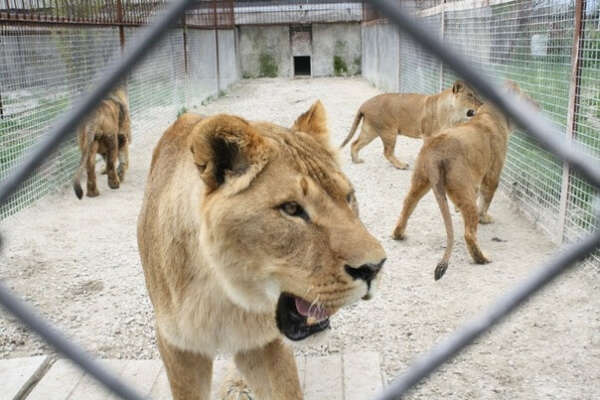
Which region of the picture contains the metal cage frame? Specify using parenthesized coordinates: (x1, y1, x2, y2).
(0, 0, 598, 399)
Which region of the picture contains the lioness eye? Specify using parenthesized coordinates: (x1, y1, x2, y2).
(346, 193, 354, 203)
(280, 202, 309, 221)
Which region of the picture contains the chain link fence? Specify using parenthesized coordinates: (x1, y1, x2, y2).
(0, 0, 599, 399)
(0, 0, 236, 220)
(362, 0, 600, 268)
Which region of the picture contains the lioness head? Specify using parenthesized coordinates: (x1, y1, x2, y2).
(189, 101, 386, 341)
(450, 80, 483, 122)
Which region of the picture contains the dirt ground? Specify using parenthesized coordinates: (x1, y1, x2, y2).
(1, 78, 598, 399)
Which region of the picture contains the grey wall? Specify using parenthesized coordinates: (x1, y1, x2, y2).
(239, 25, 291, 78)
(312, 23, 361, 77)
(217, 29, 239, 90)
(361, 22, 399, 92)
(187, 29, 219, 102)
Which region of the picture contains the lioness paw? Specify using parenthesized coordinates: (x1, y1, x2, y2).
(479, 214, 494, 224)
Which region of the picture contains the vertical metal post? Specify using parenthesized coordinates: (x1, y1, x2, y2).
(116, 0, 125, 51)
(557, 0, 585, 243)
(214, 0, 221, 93)
(182, 16, 188, 76)
(439, 0, 446, 91)
(0, 88, 4, 120)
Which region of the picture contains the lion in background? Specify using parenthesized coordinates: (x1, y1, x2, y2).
(392, 81, 538, 280)
(137, 101, 386, 400)
(340, 81, 482, 169)
(72, 85, 131, 199)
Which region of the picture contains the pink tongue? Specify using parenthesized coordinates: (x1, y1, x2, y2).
(294, 298, 329, 321)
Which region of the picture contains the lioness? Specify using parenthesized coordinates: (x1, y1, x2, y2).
(392, 82, 537, 280)
(72, 85, 131, 199)
(137, 101, 386, 400)
(340, 81, 482, 169)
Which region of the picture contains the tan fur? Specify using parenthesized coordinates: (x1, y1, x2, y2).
(392, 82, 537, 280)
(340, 81, 482, 169)
(137, 101, 386, 400)
(72, 85, 131, 199)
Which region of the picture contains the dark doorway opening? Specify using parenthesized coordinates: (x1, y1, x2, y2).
(294, 56, 311, 76)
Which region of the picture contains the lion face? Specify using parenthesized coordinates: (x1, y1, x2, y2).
(450, 80, 483, 124)
(190, 102, 386, 341)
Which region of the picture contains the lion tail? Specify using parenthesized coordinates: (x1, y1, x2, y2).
(72, 127, 95, 200)
(340, 110, 363, 148)
(430, 161, 454, 281)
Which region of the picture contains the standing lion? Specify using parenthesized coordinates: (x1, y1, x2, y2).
(392, 81, 538, 280)
(72, 85, 131, 199)
(137, 101, 386, 399)
(340, 81, 481, 169)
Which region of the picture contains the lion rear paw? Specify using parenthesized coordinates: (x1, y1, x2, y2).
(479, 214, 494, 224)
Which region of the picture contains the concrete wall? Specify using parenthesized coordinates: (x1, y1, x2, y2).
(312, 23, 361, 77)
(187, 29, 219, 101)
(239, 25, 291, 78)
(217, 29, 239, 90)
(361, 22, 399, 92)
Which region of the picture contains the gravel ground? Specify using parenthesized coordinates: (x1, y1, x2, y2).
(1, 77, 599, 399)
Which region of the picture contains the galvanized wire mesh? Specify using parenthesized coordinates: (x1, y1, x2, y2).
(0, 1, 598, 400)
(0, 1, 236, 220)
(363, 0, 600, 269)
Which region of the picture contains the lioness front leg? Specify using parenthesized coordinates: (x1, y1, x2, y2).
(381, 130, 409, 170)
(157, 332, 213, 400)
(233, 338, 302, 400)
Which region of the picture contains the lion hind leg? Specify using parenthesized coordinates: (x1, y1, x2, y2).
(104, 136, 120, 189)
(393, 172, 430, 240)
(117, 135, 129, 182)
(448, 185, 490, 266)
(86, 140, 100, 197)
(350, 120, 378, 164)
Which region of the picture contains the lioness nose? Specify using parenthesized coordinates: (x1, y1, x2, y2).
(344, 258, 386, 283)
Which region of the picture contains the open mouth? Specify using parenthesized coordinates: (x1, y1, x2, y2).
(275, 293, 330, 341)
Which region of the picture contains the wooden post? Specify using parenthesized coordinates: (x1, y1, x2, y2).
(557, 0, 585, 243)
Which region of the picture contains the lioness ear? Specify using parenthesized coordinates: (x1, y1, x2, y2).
(452, 80, 465, 94)
(190, 115, 269, 192)
(291, 100, 330, 147)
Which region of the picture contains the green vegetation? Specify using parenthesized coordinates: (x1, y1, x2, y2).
(353, 56, 362, 75)
(177, 106, 188, 117)
(259, 53, 278, 78)
(333, 55, 348, 76)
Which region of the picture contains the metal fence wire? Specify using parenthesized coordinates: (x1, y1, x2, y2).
(0, 1, 598, 400)
(362, 0, 600, 267)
